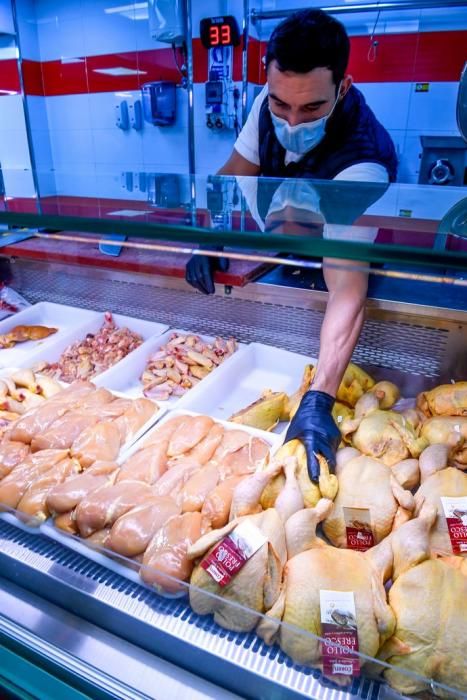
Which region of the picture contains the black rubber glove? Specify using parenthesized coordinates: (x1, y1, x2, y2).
(185, 246, 229, 295)
(284, 390, 341, 483)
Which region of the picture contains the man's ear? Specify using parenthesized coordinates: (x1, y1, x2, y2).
(340, 75, 353, 99)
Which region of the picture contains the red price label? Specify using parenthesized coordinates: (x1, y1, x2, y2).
(201, 535, 247, 586)
(322, 625, 360, 677)
(346, 526, 375, 552)
(446, 517, 467, 554)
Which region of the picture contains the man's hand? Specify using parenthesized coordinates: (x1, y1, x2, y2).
(284, 390, 340, 482)
(185, 249, 229, 295)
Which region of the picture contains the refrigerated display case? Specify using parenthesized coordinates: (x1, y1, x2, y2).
(0, 170, 466, 700)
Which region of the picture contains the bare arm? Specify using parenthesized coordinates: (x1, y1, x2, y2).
(312, 258, 369, 397)
(217, 148, 260, 176)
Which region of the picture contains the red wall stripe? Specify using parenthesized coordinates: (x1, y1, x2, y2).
(247, 30, 467, 84)
(22, 59, 44, 96)
(0, 59, 21, 95)
(16, 29, 467, 97)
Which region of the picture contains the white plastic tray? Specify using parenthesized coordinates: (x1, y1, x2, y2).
(95, 328, 244, 405)
(0, 302, 101, 368)
(39, 409, 281, 598)
(21, 309, 168, 381)
(177, 343, 317, 435)
(121, 407, 282, 463)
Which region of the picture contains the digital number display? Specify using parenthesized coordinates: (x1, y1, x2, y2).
(200, 16, 240, 49)
(209, 24, 231, 46)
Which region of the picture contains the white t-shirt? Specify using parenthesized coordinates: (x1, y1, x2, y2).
(234, 85, 388, 241)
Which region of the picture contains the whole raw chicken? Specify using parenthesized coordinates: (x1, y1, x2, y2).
(188, 457, 303, 632)
(260, 441, 338, 511)
(257, 499, 437, 686)
(420, 416, 467, 468)
(378, 556, 467, 697)
(341, 384, 427, 466)
(322, 451, 417, 547)
(416, 381, 467, 418)
(414, 444, 467, 556)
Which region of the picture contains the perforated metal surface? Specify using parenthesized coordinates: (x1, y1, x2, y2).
(12, 264, 450, 379)
(0, 521, 383, 700)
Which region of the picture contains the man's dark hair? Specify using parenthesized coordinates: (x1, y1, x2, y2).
(265, 9, 350, 85)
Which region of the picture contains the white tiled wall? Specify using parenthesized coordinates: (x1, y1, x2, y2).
(4, 0, 466, 200)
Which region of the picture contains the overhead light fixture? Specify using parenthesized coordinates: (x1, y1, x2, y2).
(61, 58, 85, 64)
(104, 2, 148, 20)
(93, 67, 147, 76)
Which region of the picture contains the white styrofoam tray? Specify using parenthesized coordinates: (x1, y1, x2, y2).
(40, 410, 281, 596)
(94, 328, 245, 405)
(177, 343, 317, 435)
(119, 407, 283, 464)
(0, 302, 101, 368)
(17, 309, 169, 382)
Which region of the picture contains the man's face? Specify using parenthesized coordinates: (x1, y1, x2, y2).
(267, 60, 349, 127)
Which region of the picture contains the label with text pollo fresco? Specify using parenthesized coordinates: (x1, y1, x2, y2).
(200, 520, 267, 587)
(320, 589, 360, 677)
(440, 496, 467, 555)
(343, 506, 375, 551)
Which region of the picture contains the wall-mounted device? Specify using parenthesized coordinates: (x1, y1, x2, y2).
(148, 0, 185, 45)
(200, 16, 241, 133)
(129, 100, 143, 131)
(141, 81, 176, 126)
(115, 101, 130, 130)
(419, 135, 467, 186)
(200, 16, 240, 48)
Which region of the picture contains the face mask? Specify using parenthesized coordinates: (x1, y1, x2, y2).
(269, 83, 342, 154)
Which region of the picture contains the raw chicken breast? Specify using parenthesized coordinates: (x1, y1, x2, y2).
(114, 398, 156, 443)
(9, 402, 69, 444)
(152, 459, 200, 499)
(47, 461, 118, 514)
(17, 457, 81, 520)
(141, 511, 207, 594)
(211, 430, 252, 462)
(117, 442, 168, 484)
(71, 421, 122, 468)
(75, 479, 154, 536)
(218, 437, 270, 478)
(142, 415, 190, 448)
(201, 475, 244, 529)
(30, 411, 99, 452)
(167, 416, 214, 457)
(0, 449, 69, 509)
(73, 387, 114, 410)
(0, 441, 29, 481)
(177, 424, 224, 466)
(181, 463, 220, 512)
(109, 496, 180, 557)
(54, 510, 78, 534)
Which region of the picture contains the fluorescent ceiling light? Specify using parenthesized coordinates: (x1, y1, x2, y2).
(93, 67, 147, 76)
(61, 57, 85, 64)
(0, 89, 18, 95)
(105, 2, 148, 20)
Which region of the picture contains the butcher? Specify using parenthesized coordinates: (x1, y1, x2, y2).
(186, 8, 397, 482)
